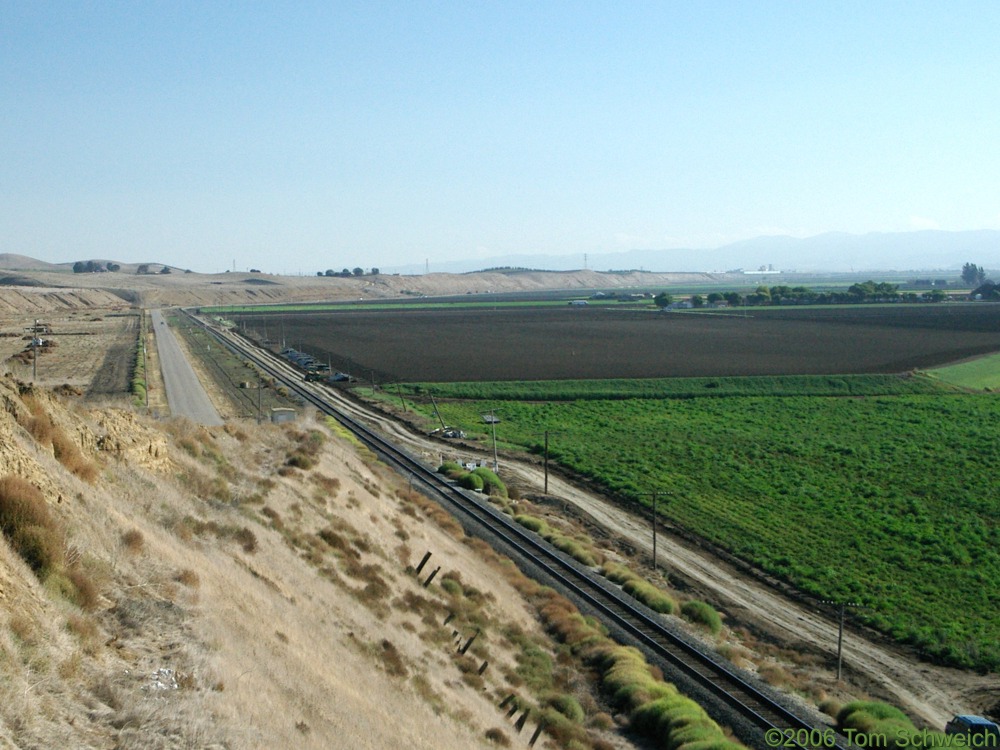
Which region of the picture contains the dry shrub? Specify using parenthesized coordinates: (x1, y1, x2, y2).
(233, 527, 258, 553)
(0, 476, 54, 535)
(284, 429, 325, 470)
(317, 526, 356, 557)
(224, 424, 248, 441)
(65, 612, 101, 650)
(261, 506, 284, 529)
(8, 614, 36, 645)
(174, 568, 201, 589)
(819, 698, 843, 718)
(179, 467, 231, 502)
(484, 727, 511, 746)
(121, 529, 145, 554)
(407, 492, 464, 538)
(0, 476, 65, 577)
(758, 663, 792, 688)
(66, 566, 100, 610)
(380, 639, 408, 678)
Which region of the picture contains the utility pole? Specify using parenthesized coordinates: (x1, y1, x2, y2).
(820, 599, 864, 680)
(543, 430, 550, 494)
(257, 369, 263, 424)
(637, 491, 667, 570)
(32, 319, 38, 382)
(490, 409, 499, 472)
(533, 430, 564, 494)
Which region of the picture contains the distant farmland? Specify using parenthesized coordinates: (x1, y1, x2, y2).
(240, 303, 1000, 382)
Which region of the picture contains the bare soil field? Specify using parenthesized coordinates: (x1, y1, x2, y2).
(0, 309, 139, 393)
(241, 303, 1000, 382)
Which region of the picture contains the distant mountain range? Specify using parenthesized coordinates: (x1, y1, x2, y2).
(385, 229, 1000, 275)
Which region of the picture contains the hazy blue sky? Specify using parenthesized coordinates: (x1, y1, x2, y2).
(3, 2, 999, 274)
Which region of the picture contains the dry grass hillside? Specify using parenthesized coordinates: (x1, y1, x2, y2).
(1, 369, 689, 749)
(0, 278, 756, 750)
(0, 264, 717, 309)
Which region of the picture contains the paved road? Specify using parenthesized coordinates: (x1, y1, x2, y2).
(150, 309, 223, 426)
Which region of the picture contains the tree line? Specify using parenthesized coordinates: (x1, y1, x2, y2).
(654, 280, 952, 309)
(316, 268, 380, 278)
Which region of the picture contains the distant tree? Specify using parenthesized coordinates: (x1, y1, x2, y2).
(723, 291, 743, 307)
(690, 294, 705, 307)
(962, 262, 986, 286)
(136, 264, 150, 275)
(341, 268, 351, 277)
(316, 271, 324, 277)
(324, 269, 335, 277)
(73, 260, 101, 273)
(747, 285, 771, 305)
(972, 281, 1000, 300)
(706, 292, 724, 304)
(848, 280, 899, 302)
(105, 262, 120, 272)
(159, 266, 171, 274)
(370, 267, 380, 275)
(72, 261, 86, 273)
(927, 289, 947, 302)
(352, 267, 364, 276)
(653, 292, 674, 308)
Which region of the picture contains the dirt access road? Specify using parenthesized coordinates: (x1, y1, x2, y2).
(217, 325, 998, 730)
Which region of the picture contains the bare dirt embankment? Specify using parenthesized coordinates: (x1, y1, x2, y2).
(0, 373, 638, 749)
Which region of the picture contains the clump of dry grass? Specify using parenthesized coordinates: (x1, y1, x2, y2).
(121, 528, 145, 554)
(174, 568, 200, 588)
(380, 639, 408, 678)
(176, 515, 259, 554)
(484, 727, 511, 746)
(0, 475, 103, 611)
(0, 475, 64, 577)
(284, 429, 325, 470)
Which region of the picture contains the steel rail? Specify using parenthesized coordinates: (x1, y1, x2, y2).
(186, 311, 847, 750)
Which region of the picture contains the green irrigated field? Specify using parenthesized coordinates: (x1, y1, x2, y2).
(399, 375, 1000, 671)
(927, 351, 1000, 390)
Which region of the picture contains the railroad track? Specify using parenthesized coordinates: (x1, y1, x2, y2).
(186, 311, 847, 750)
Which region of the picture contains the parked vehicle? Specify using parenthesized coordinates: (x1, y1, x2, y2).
(945, 716, 1000, 741)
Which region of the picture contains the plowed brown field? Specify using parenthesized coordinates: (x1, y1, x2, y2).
(243, 303, 1000, 382)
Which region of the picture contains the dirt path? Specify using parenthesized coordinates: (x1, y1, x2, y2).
(320, 391, 998, 730)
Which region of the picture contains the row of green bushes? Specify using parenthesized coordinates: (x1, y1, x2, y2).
(539, 593, 744, 750)
(602, 562, 722, 635)
(131, 311, 148, 406)
(437, 461, 507, 498)
(836, 701, 948, 748)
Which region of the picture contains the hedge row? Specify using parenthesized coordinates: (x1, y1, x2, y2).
(539, 593, 744, 750)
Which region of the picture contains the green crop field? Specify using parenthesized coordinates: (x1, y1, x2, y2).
(926, 352, 1000, 390)
(396, 374, 1000, 670)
